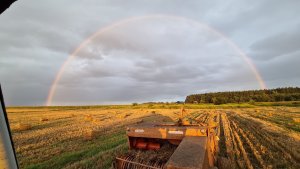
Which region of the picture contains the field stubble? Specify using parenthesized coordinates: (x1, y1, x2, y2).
(6, 106, 300, 169)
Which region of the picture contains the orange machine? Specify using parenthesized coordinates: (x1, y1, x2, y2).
(114, 109, 219, 169)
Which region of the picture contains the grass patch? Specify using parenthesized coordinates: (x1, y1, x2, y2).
(253, 101, 300, 107)
(247, 113, 300, 132)
(25, 130, 127, 169)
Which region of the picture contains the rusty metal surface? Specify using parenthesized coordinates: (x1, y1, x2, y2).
(127, 123, 208, 140)
(115, 118, 218, 169)
(165, 137, 208, 169)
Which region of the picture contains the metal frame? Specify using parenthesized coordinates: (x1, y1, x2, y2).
(0, 84, 19, 169)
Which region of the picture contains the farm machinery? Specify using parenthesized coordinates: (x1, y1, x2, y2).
(114, 108, 219, 169)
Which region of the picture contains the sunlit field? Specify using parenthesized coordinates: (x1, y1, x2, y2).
(7, 102, 300, 169)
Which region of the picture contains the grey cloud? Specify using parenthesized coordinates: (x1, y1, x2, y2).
(212, 1, 300, 38)
(250, 26, 300, 60)
(42, 19, 264, 105)
(257, 51, 300, 81)
(1, 0, 299, 105)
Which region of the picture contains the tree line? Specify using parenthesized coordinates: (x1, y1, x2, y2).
(185, 87, 300, 105)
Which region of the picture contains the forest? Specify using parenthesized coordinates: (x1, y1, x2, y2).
(185, 87, 300, 104)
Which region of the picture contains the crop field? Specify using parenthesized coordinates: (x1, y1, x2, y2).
(5, 103, 300, 169)
(218, 108, 300, 169)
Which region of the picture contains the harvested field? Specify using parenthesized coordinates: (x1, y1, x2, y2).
(5, 104, 300, 169)
(218, 109, 300, 169)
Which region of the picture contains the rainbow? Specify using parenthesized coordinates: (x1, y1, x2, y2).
(46, 14, 267, 106)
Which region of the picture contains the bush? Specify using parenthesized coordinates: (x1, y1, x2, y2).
(249, 99, 255, 105)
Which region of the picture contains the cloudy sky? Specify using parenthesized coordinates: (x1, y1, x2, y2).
(0, 0, 299, 106)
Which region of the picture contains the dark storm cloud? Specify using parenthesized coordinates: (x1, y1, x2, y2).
(1, 0, 300, 105)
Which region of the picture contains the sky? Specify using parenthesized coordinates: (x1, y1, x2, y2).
(0, 0, 300, 106)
